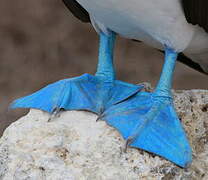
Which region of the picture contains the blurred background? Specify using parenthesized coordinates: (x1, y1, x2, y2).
(0, 0, 207, 135)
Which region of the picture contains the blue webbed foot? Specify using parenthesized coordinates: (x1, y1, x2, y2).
(103, 47, 192, 167)
(103, 92, 192, 167)
(11, 73, 142, 116)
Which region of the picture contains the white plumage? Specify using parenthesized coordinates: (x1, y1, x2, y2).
(77, 0, 208, 72)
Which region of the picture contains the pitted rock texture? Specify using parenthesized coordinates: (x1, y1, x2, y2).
(0, 90, 208, 179)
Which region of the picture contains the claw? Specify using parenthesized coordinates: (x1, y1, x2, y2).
(124, 137, 134, 153)
(96, 115, 104, 122)
(48, 107, 62, 122)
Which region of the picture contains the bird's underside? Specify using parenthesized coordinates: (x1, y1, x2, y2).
(63, 0, 208, 75)
(11, 0, 208, 168)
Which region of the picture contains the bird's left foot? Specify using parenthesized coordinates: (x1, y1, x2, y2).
(103, 48, 192, 168)
(104, 92, 192, 167)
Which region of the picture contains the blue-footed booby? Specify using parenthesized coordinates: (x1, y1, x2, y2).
(11, 0, 208, 167)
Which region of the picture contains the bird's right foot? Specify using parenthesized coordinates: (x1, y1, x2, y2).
(11, 73, 143, 119)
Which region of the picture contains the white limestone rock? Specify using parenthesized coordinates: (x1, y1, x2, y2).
(0, 89, 208, 179)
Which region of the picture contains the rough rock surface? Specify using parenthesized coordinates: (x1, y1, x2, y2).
(0, 89, 208, 179)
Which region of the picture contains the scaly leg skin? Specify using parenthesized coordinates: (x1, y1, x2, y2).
(104, 48, 192, 168)
(11, 30, 143, 119)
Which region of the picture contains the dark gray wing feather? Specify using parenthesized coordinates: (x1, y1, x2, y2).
(181, 0, 208, 75)
(182, 0, 208, 32)
(62, 0, 90, 22)
(177, 53, 208, 75)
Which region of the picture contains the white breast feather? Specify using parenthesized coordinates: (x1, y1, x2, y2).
(77, 0, 208, 69)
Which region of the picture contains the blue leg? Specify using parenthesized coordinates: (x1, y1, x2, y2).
(11, 30, 142, 117)
(104, 48, 192, 167)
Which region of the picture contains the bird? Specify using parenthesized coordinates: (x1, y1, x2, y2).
(11, 0, 208, 167)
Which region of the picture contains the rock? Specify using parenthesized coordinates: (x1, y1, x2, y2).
(0, 89, 208, 179)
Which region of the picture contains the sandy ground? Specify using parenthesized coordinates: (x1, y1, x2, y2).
(0, 0, 207, 135)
